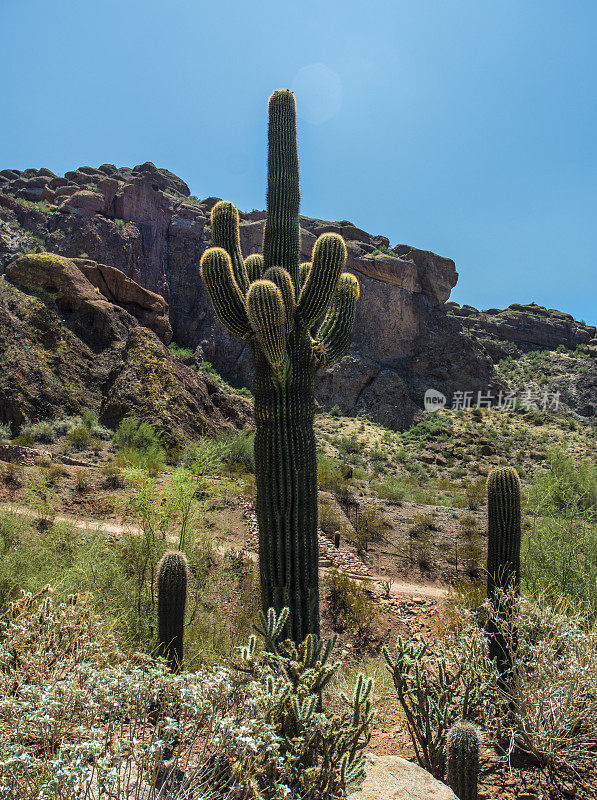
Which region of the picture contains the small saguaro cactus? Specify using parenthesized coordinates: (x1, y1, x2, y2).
(446, 722, 480, 800)
(200, 90, 359, 642)
(486, 466, 521, 680)
(486, 466, 522, 599)
(156, 550, 189, 672)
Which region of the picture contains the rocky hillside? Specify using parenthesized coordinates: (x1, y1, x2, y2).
(0, 163, 595, 429)
(0, 252, 251, 441)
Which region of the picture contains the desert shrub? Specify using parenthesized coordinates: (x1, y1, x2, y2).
(101, 462, 124, 488)
(531, 450, 596, 515)
(524, 451, 597, 614)
(1, 461, 24, 487)
(114, 417, 162, 452)
(459, 512, 479, 537)
(0, 598, 372, 800)
(180, 437, 226, 475)
(401, 413, 451, 444)
(329, 404, 342, 417)
(323, 569, 376, 634)
(114, 418, 166, 475)
(408, 512, 437, 538)
(66, 424, 93, 450)
(79, 406, 98, 430)
(218, 429, 255, 473)
(464, 477, 486, 511)
(10, 433, 34, 447)
(91, 423, 113, 440)
(75, 469, 91, 493)
(53, 416, 83, 437)
(348, 502, 386, 552)
(317, 454, 348, 495)
(0, 422, 12, 441)
(319, 495, 349, 539)
(42, 462, 68, 486)
(372, 475, 405, 503)
(333, 433, 362, 457)
(169, 340, 195, 359)
(19, 420, 56, 444)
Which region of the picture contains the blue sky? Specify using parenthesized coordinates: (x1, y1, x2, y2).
(3, 0, 596, 323)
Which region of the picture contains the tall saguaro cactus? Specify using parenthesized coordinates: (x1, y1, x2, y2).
(200, 90, 359, 641)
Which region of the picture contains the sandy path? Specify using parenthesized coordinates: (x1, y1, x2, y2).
(1, 503, 448, 600)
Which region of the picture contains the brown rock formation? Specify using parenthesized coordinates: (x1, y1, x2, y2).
(0, 254, 250, 438)
(1, 164, 591, 429)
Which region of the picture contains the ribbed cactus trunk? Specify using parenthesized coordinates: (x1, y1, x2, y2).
(486, 466, 521, 598)
(156, 550, 188, 673)
(486, 466, 521, 685)
(254, 338, 319, 640)
(200, 90, 358, 643)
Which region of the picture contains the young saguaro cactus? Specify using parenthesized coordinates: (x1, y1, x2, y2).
(486, 466, 521, 680)
(200, 89, 359, 641)
(486, 466, 522, 599)
(156, 550, 189, 672)
(446, 722, 480, 800)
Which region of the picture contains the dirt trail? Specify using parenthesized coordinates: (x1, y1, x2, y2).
(1, 503, 448, 600)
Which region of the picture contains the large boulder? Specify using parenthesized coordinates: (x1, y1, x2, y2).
(349, 754, 457, 800)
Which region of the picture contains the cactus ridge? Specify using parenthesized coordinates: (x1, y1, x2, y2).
(156, 550, 189, 673)
(199, 89, 359, 641)
(446, 722, 480, 800)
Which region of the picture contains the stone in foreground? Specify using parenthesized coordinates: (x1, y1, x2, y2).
(350, 754, 457, 800)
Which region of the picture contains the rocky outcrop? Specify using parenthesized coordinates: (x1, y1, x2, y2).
(0, 256, 251, 439)
(447, 301, 595, 360)
(2, 163, 591, 429)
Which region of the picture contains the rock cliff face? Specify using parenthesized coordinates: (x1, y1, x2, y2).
(0, 164, 592, 428)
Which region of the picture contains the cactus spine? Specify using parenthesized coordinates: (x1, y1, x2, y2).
(446, 722, 480, 800)
(156, 550, 188, 672)
(200, 90, 359, 641)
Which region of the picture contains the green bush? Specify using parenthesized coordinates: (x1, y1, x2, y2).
(523, 451, 597, 614)
(19, 421, 56, 444)
(66, 425, 93, 451)
(329, 404, 342, 417)
(372, 475, 405, 503)
(113, 418, 166, 475)
(323, 569, 376, 634)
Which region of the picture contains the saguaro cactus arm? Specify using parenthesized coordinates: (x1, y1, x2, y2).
(247, 279, 288, 371)
(211, 200, 249, 294)
(316, 272, 360, 367)
(245, 253, 264, 284)
(200, 247, 251, 339)
(295, 232, 347, 329)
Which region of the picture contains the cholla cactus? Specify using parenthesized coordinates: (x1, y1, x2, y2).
(446, 722, 480, 800)
(237, 607, 373, 797)
(486, 466, 521, 599)
(200, 90, 359, 641)
(156, 550, 189, 673)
